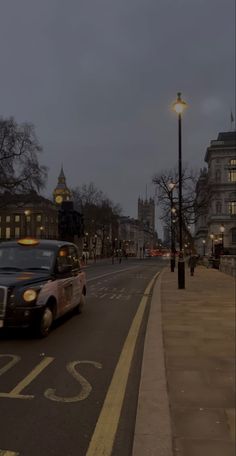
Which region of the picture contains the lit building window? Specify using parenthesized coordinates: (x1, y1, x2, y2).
(6, 215, 11, 223)
(36, 214, 42, 222)
(228, 201, 236, 215)
(228, 169, 236, 182)
(229, 159, 236, 165)
(15, 227, 20, 238)
(15, 214, 20, 222)
(26, 215, 31, 222)
(6, 227, 11, 239)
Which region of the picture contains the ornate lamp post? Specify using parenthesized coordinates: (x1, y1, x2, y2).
(220, 224, 225, 252)
(210, 233, 214, 256)
(168, 181, 176, 272)
(172, 92, 187, 289)
(24, 210, 31, 237)
(202, 239, 206, 256)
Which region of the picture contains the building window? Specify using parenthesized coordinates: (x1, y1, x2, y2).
(36, 214, 42, 222)
(216, 202, 222, 214)
(6, 215, 11, 223)
(232, 228, 236, 243)
(6, 227, 11, 239)
(228, 169, 236, 182)
(229, 159, 236, 165)
(215, 170, 221, 182)
(228, 201, 236, 215)
(14, 214, 20, 222)
(15, 227, 20, 238)
(26, 215, 31, 222)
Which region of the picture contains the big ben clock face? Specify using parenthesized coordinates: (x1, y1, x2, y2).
(55, 195, 63, 204)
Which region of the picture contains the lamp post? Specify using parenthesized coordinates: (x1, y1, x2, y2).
(220, 224, 225, 253)
(202, 239, 206, 256)
(24, 210, 31, 237)
(94, 234, 97, 263)
(169, 181, 176, 272)
(173, 92, 187, 289)
(210, 233, 214, 256)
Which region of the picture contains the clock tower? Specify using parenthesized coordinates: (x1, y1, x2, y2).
(53, 166, 72, 205)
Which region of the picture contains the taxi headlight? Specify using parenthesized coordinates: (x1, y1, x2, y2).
(23, 289, 38, 302)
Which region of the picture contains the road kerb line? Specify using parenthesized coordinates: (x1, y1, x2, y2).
(86, 271, 160, 456)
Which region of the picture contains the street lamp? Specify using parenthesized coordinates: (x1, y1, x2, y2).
(39, 226, 44, 239)
(24, 210, 31, 237)
(202, 239, 206, 256)
(168, 181, 176, 272)
(220, 224, 225, 252)
(210, 233, 214, 256)
(172, 92, 187, 289)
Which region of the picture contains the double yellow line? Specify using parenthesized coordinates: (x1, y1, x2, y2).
(86, 271, 160, 455)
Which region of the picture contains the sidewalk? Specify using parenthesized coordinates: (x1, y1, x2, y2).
(132, 265, 235, 456)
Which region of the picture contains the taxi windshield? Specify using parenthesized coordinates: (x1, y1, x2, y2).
(0, 246, 55, 271)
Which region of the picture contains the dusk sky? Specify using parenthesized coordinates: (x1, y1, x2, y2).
(0, 0, 235, 234)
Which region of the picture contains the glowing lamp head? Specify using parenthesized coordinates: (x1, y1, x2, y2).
(173, 92, 187, 115)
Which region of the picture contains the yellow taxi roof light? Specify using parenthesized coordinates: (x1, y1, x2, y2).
(17, 238, 40, 246)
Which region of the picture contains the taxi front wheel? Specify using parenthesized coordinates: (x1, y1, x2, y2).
(37, 306, 54, 337)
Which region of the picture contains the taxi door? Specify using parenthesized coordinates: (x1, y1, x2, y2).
(56, 245, 82, 317)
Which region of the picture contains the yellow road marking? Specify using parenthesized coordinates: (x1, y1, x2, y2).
(86, 271, 160, 456)
(0, 357, 54, 399)
(0, 451, 19, 455)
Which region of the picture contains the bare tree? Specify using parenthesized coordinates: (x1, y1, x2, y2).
(0, 117, 47, 205)
(72, 183, 122, 234)
(153, 165, 208, 233)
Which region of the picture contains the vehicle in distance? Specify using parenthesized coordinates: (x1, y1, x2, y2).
(0, 238, 86, 337)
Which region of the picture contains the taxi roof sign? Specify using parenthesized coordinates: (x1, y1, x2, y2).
(17, 238, 40, 246)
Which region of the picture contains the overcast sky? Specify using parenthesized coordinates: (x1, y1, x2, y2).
(0, 0, 235, 234)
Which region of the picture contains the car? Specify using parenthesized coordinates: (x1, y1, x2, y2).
(0, 238, 86, 337)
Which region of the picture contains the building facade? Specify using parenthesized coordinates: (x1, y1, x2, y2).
(0, 192, 59, 241)
(194, 131, 236, 255)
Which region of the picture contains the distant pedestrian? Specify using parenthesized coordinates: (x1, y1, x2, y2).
(188, 253, 197, 276)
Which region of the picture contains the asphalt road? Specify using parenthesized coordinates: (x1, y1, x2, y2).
(0, 257, 166, 456)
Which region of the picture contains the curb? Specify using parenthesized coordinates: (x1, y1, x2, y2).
(132, 268, 173, 456)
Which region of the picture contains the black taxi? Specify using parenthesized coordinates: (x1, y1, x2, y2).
(0, 238, 86, 337)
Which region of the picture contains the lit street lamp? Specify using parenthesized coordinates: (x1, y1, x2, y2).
(210, 233, 214, 256)
(172, 92, 187, 289)
(220, 224, 225, 252)
(202, 239, 206, 256)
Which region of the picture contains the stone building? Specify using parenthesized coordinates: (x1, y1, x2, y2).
(138, 197, 155, 233)
(0, 192, 58, 240)
(194, 131, 236, 255)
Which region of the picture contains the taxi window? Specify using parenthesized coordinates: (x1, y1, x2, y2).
(68, 245, 80, 270)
